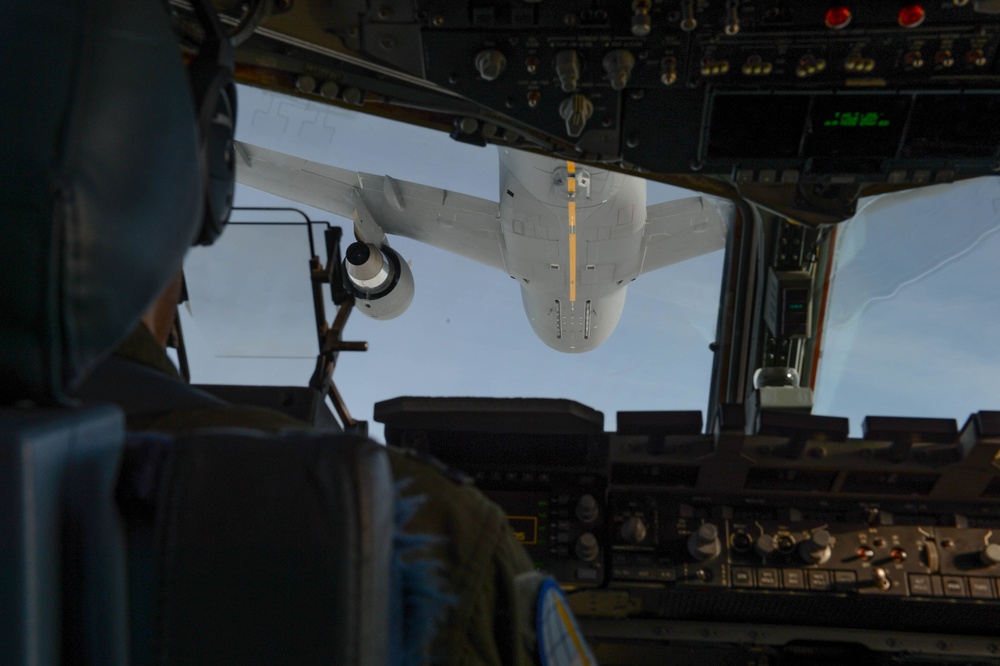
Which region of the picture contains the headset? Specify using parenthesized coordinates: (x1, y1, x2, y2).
(185, 0, 237, 246)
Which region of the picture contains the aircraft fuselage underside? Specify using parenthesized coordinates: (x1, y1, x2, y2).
(498, 148, 645, 352)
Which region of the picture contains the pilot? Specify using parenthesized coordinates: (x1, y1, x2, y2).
(63, 2, 597, 664)
(84, 271, 546, 665)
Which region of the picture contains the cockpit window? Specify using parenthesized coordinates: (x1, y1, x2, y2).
(181, 85, 730, 441)
(813, 176, 1000, 431)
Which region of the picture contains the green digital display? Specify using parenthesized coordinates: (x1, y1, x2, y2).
(808, 96, 910, 156)
(822, 111, 891, 128)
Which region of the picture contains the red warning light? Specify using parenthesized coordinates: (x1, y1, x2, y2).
(898, 4, 926, 28)
(824, 7, 853, 30)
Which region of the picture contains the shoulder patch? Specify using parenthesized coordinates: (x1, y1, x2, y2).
(536, 578, 598, 666)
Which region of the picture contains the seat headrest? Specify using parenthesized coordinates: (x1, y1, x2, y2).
(0, 0, 203, 405)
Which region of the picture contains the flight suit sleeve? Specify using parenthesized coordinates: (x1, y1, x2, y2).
(387, 448, 538, 666)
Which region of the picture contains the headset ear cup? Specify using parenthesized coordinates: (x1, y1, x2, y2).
(185, 0, 235, 247)
(195, 81, 237, 245)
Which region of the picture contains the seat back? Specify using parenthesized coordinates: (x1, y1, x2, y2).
(118, 430, 393, 666)
(0, 406, 128, 666)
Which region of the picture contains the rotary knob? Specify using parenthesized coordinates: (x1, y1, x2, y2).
(555, 50, 581, 92)
(755, 534, 776, 558)
(620, 516, 648, 545)
(475, 50, 507, 81)
(575, 494, 600, 524)
(558, 94, 593, 138)
(981, 543, 1000, 566)
(603, 50, 636, 91)
(575, 532, 600, 562)
(922, 541, 940, 572)
(687, 523, 722, 561)
(799, 529, 833, 565)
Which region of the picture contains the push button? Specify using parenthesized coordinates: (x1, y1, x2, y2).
(942, 576, 967, 598)
(731, 567, 754, 588)
(756, 568, 780, 589)
(782, 569, 805, 590)
(908, 574, 933, 596)
(808, 570, 832, 591)
(969, 578, 995, 599)
(834, 571, 858, 591)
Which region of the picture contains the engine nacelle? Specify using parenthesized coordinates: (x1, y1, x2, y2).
(343, 241, 414, 320)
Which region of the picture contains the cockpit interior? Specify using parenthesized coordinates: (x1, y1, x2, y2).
(4, 1, 1000, 664)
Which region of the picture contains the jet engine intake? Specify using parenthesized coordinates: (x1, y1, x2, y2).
(343, 241, 414, 320)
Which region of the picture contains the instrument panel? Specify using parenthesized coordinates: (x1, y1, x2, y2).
(214, 0, 1000, 222)
(377, 398, 1000, 662)
(320, 0, 1000, 181)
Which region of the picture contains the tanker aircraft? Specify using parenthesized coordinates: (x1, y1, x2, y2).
(234, 141, 731, 352)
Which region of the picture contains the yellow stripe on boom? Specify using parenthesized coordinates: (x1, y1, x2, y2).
(569, 231, 577, 302)
(566, 159, 578, 303)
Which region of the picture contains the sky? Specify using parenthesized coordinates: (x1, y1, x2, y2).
(812, 176, 1000, 433)
(180, 84, 1000, 441)
(181, 85, 725, 441)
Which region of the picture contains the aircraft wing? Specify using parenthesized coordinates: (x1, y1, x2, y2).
(233, 141, 506, 271)
(639, 195, 733, 275)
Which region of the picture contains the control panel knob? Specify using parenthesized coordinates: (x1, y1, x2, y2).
(981, 543, 1000, 566)
(555, 50, 581, 92)
(620, 515, 648, 545)
(680, 0, 698, 31)
(475, 50, 507, 81)
(575, 494, 600, 524)
(724, 0, 740, 36)
(295, 75, 317, 94)
(844, 53, 875, 73)
(799, 529, 833, 565)
(873, 567, 891, 591)
(575, 532, 600, 562)
(559, 94, 593, 138)
(796, 54, 827, 78)
(603, 50, 636, 91)
(687, 523, 722, 561)
(660, 56, 678, 85)
(631, 13, 651, 37)
(755, 533, 776, 558)
(631, 0, 652, 37)
(936, 49, 955, 68)
(922, 541, 941, 572)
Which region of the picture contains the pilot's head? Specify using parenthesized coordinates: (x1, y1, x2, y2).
(0, 0, 236, 404)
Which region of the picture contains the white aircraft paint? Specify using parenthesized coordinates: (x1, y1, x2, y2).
(234, 141, 733, 352)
